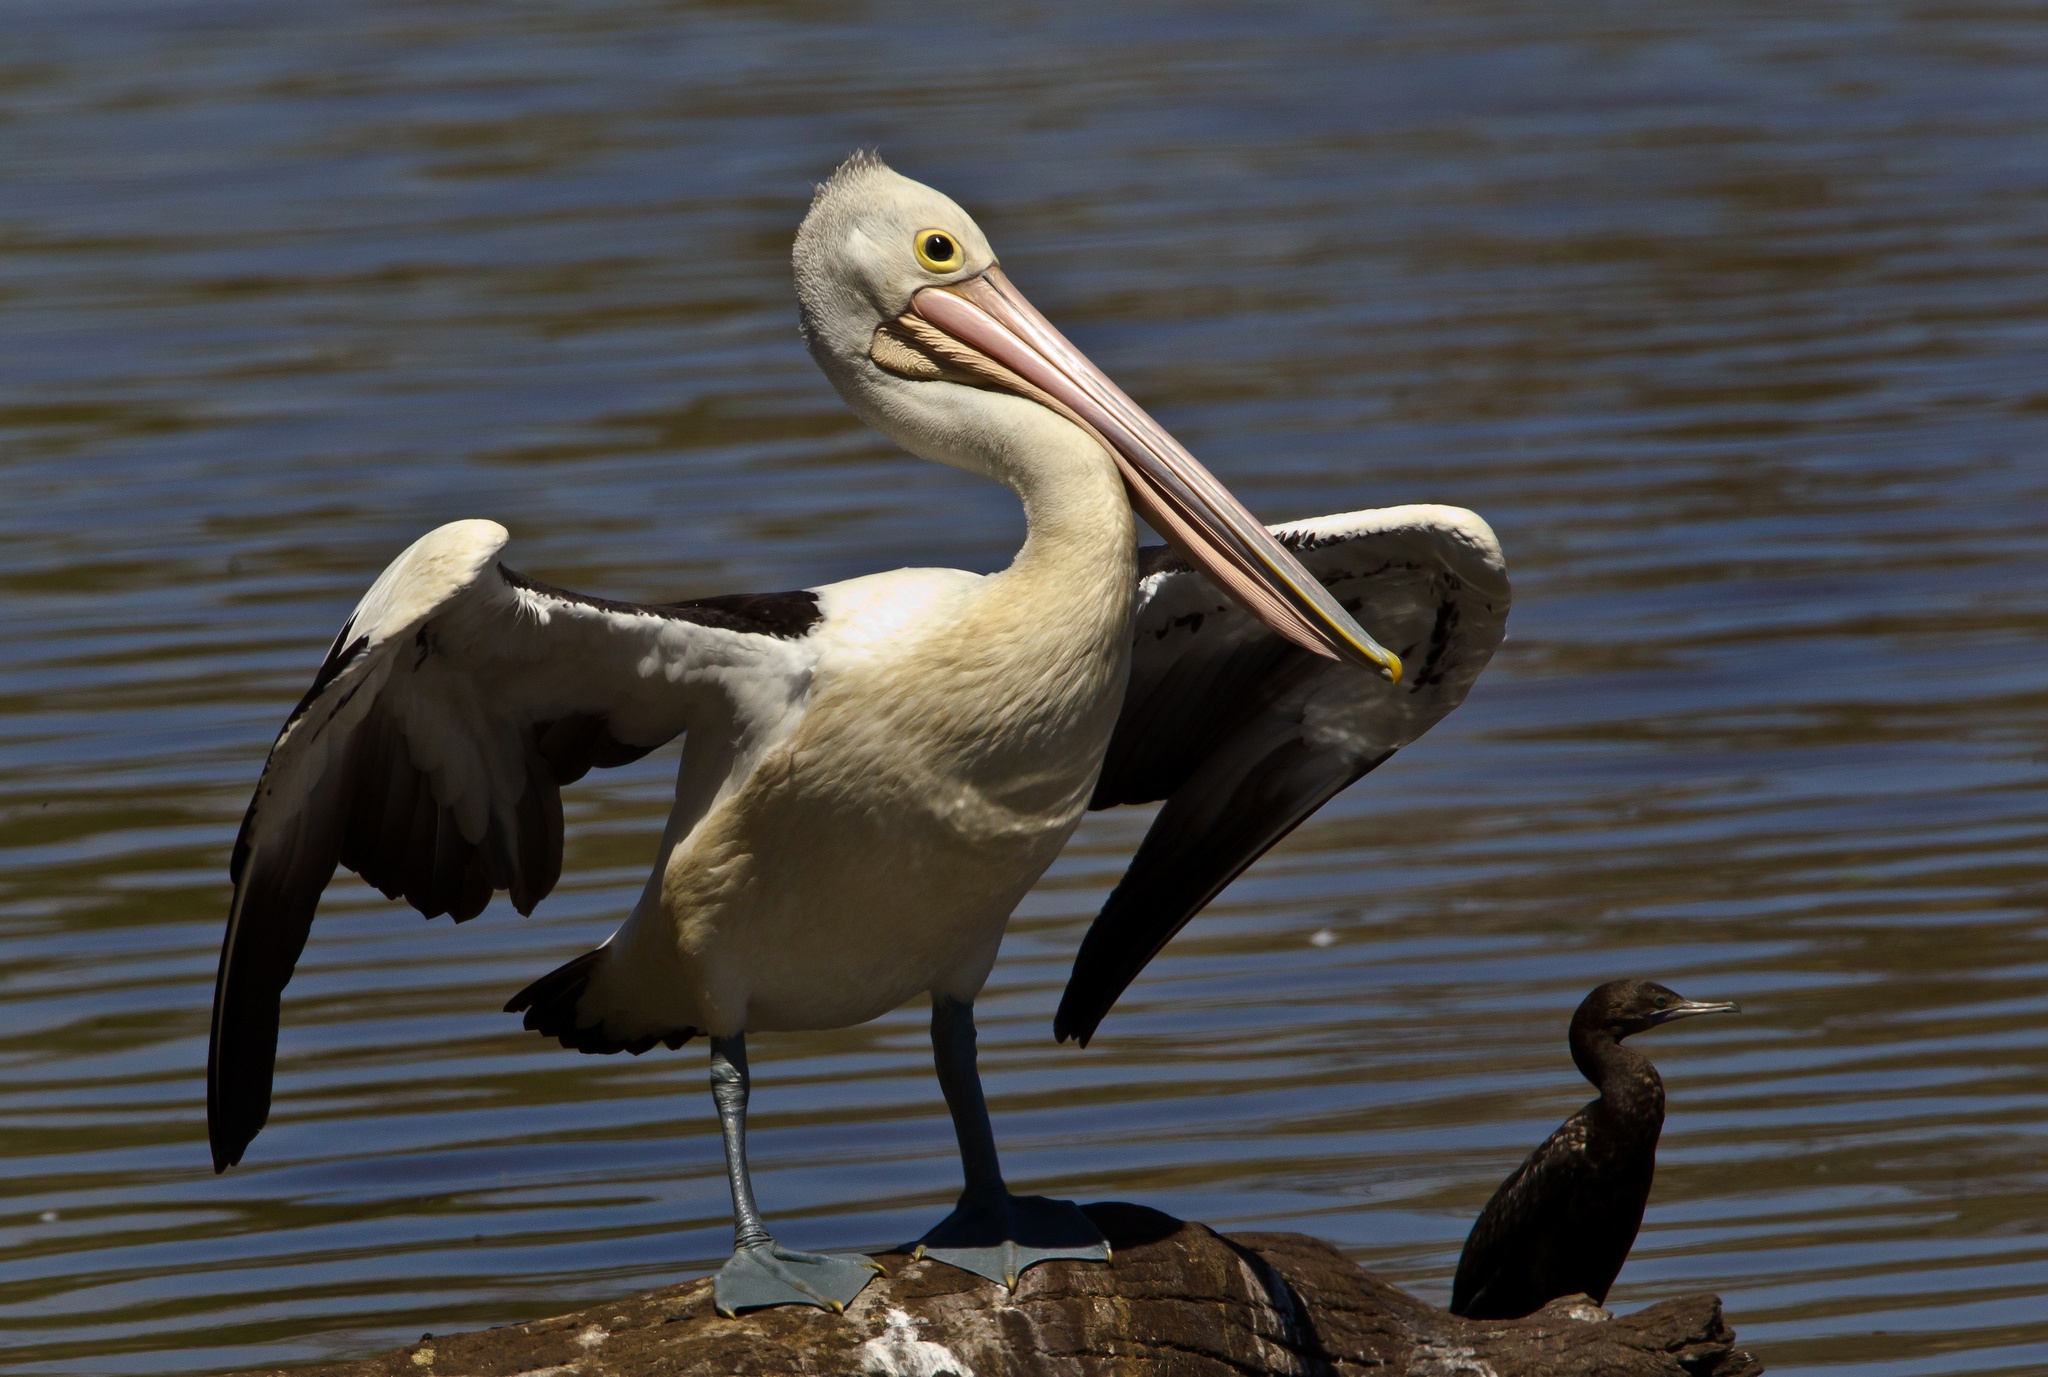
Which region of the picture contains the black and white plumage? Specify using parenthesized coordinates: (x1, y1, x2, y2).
(213, 503, 1506, 1154)
(1057, 504, 1508, 1045)
(1450, 980, 1738, 1320)
(209, 153, 1509, 1315)
(211, 526, 827, 1156)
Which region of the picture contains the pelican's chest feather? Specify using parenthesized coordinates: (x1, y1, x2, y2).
(794, 562, 1133, 841)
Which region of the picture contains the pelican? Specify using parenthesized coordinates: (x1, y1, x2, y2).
(208, 152, 1509, 1316)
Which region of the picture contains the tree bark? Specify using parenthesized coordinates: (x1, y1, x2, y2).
(236, 1203, 1761, 1377)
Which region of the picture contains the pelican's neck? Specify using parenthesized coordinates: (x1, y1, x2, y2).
(966, 413, 1146, 688)
(891, 408, 1141, 793)
(840, 375, 1140, 649)
(1010, 441, 1132, 575)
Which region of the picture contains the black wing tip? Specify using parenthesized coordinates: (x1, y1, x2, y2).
(206, 1102, 262, 1175)
(1051, 996, 1105, 1048)
(209, 883, 288, 1183)
(1063, 745, 1382, 1053)
(507, 949, 696, 1057)
(1054, 893, 1170, 1053)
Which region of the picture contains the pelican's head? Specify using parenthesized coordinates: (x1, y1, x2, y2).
(793, 151, 1400, 680)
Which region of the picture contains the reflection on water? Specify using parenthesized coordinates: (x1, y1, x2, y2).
(4, 2, 2047, 1373)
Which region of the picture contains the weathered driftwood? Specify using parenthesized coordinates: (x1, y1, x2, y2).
(239, 1203, 1761, 1377)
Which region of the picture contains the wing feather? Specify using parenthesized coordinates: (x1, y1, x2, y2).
(1451, 1105, 1599, 1318)
(1057, 505, 1509, 1045)
(209, 520, 819, 1170)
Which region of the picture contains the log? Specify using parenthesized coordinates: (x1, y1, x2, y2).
(237, 1203, 1761, 1377)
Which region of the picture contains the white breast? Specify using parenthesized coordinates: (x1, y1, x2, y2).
(593, 552, 1136, 1039)
(810, 566, 985, 657)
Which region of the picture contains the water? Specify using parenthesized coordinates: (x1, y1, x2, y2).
(4, 1, 2046, 1371)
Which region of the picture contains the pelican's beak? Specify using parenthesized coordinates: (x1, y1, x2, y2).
(1648, 998, 1741, 1027)
(877, 267, 1401, 681)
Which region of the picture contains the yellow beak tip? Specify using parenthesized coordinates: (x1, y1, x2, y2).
(1378, 650, 1403, 686)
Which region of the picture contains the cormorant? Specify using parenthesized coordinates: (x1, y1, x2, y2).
(1450, 979, 1737, 1319)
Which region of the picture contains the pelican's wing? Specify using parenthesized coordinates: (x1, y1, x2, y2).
(210, 520, 818, 1169)
(1055, 504, 1508, 1045)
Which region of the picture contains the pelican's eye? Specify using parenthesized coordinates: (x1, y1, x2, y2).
(915, 229, 964, 273)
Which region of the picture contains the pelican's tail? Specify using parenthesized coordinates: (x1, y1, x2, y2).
(505, 948, 696, 1056)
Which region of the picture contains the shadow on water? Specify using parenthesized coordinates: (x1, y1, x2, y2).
(2, 2, 2046, 1372)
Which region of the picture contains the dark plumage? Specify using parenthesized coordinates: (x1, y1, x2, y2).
(1053, 511, 1510, 1048)
(1450, 979, 1737, 1320)
(507, 950, 696, 1056)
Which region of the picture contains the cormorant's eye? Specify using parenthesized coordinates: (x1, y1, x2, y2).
(914, 229, 964, 273)
(1654, 996, 1668, 1008)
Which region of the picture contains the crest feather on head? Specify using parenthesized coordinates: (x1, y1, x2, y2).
(811, 148, 892, 208)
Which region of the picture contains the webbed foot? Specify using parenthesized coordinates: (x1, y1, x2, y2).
(913, 1192, 1111, 1289)
(713, 1241, 883, 1316)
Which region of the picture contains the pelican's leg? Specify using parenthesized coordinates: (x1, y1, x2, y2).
(913, 995, 1110, 1288)
(709, 1033, 881, 1317)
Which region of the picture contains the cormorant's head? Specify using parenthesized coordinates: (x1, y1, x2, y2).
(1576, 979, 1739, 1042)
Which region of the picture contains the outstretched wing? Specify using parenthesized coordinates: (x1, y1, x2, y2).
(1055, 504, 1509, 1045)
(210, 520, 820, 1169)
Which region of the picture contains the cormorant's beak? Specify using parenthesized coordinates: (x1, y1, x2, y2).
(877, 267, 1401, 681)
(1648, 998, 1740, 1027)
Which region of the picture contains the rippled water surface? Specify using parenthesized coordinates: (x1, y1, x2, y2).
(5, 2, 2048, 1372)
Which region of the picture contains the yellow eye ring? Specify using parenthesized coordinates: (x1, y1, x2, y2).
(914, 228, 964, 273)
